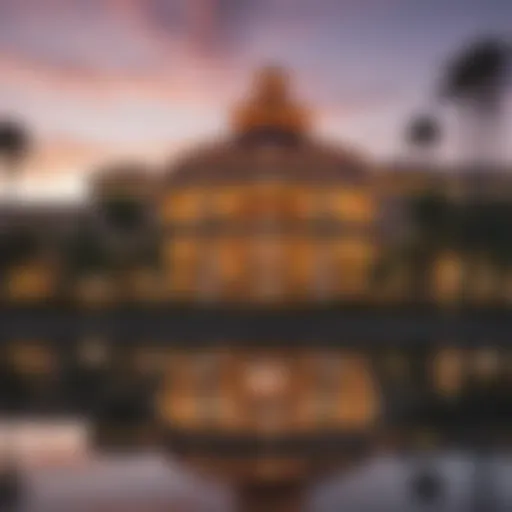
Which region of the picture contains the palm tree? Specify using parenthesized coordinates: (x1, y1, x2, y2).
(0, 118, 31, 198)
(441, 37, 511, 302)
(442, 37, 511, 171)
(406, 115, 442, 166)
(373, 114, 445, 302)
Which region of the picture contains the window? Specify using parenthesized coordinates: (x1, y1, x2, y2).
(8, 342, 55, 376)
(252, 237, 284, 300)
(323, 188, 374, 223)
(433, 348, 464, 396)
(245, 358, 291, 432)
(433, 253, 462, 302)
(314, 353, 341, 425)
(7, 262, 54, 301)
(287, 187, 317, 220)
(165, 237, 199, 295)
(245, 359, 289, 399)
(339, 354, 378, 427)
(163, 190, 204, 223)
(332, 240, 374, 296)
(211, 187, 246, 219)
(194, 353, 222, 425)
(286, 238, 315, 298)
(216, 238, 248, 298)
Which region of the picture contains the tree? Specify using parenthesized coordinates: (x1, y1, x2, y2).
(373, 188, 453, 302)
(455, 198, 512, 302)
(102, 195, 146, 234)
(0, 118, 31, 196)
(406, 115, 442, 165)
(441, 37, 511, 169)
(66, 223, 110, 278)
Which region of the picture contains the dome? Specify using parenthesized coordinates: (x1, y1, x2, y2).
(164, 66, 370, 188)
(165, 139, 369, 187)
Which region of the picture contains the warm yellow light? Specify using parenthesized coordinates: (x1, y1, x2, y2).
(245, 360, 289, 398)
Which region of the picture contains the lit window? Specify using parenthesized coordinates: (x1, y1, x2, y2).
(286, 238, 315, 297)
(7, 263, 54, 301)
(245, 358, 290, 432)
(433, 348, 464, 396)
(245, 359, 289, 399)
(252, 237, 284, 300)
(216, 239, 248, 297)
(194, 353, 222, 424)
(324, 189, 374, 223)
(211, 187, 246, 218)
(314, 354, 341, 424)
(166, 237, 199, 295)
(163, 190, 204, 223)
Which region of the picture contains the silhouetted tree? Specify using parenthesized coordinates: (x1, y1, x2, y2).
(66, 223, 110, 279)
(373, 188, 453, 301)
(102, 195, 146, 234)
(442, 37, 511, 169)
(406, 115, 442, 165)
(454, 198, 512, 301)
(0, 118, 31, 197)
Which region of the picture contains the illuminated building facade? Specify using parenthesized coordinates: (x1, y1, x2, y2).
(162, 66, 378, 303)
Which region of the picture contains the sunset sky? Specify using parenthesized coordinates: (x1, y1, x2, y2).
(0, 0, 511, 200)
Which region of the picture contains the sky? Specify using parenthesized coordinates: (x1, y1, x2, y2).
(0, 0, 511, 200)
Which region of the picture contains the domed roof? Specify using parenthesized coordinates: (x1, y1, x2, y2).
(164, 66, 370, 188)
(165, 139, 369, 187)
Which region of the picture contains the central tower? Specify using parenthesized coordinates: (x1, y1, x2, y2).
(232, 65, 310, 144)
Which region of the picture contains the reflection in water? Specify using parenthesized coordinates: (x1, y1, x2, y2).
(10, 451, 512, 512)
(308, 454, 512, 512)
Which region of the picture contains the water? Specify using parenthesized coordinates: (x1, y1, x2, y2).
(308, 453, 512, 512)
(13, 452, 512, 512)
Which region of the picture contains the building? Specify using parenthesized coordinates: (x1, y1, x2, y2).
(1, 67, 512, 511)
(161, 66, 379, 304)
